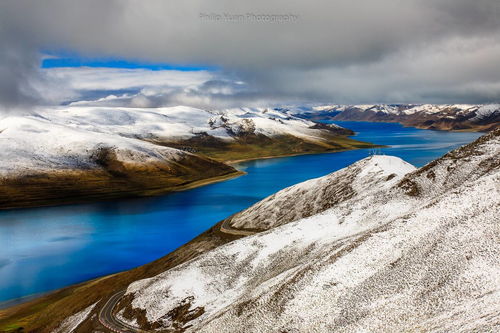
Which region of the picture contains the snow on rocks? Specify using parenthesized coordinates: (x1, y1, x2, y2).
(398, 128, 500, 198)
(471, 104, 500, 121)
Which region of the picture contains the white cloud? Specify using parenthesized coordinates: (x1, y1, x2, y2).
(45, 67, 213, 91)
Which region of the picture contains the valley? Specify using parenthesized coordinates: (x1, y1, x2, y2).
(0, 122, 487, 333)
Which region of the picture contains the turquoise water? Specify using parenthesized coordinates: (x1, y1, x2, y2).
(0, 122, 482, 302)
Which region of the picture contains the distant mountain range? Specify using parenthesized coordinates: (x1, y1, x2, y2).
(294, 104, 500, 131)
(0, 106, 372, 209)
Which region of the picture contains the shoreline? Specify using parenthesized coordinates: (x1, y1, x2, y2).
(0, 170, 244, 212)
(325, 119, 492, 133)
(226, 145, 383, 165)
(0, 125, 481, 331)
(0, 143, 376, 211)
(168, 170, 246, 192)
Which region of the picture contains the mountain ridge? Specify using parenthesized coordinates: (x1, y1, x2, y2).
(296, 104, 500, 131)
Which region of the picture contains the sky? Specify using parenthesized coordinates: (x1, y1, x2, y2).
(1, 0, 500, 113)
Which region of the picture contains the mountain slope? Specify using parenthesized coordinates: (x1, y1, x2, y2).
(116, 129, 500, 332)
(0, 106, 372, 209)
(224, 155, 415, 232)
(0, 114, 239, 209)
(41, 105, 371, 161)
(297, 104, 500, 131)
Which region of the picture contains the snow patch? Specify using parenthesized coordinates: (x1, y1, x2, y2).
(52, 302, 97, 333)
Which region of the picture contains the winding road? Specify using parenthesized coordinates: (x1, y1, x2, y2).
(99, 290, 146, 333)
(98, 223, 255, 332)
(219, 219, 258, 236)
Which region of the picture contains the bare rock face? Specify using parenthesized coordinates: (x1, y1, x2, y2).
(118, 130, 500, 332)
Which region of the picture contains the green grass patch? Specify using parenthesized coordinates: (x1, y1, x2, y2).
(160, 134, 378, 163)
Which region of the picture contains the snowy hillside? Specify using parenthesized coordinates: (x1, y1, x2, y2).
(305, 103, 500, 118)
(0, 105, 367, 209)
(37, 105, 349, 142)
(0, 106, 351, 175)
(225, 155, 415, 232)
(118, 129, 500, 332)
(0, 114, 189, 176)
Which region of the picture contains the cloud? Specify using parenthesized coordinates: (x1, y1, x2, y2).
(46, 67, 212, 91)
(0, 43, 43, 113)
(58, 68, 280, 109)
(1, 0, 500, 111)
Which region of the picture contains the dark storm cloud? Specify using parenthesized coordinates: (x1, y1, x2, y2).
(0, 45, 41, 110)
(1, 0, 500, 111)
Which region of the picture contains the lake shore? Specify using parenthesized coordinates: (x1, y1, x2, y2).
(225, 145, 385, 165)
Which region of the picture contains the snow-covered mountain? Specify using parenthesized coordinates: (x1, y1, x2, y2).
(0, 112, 191, 176)
(115, 129, 500, 332)
(297, 104, 500, 131)
(224, 155, 415, 232)
(0, 106, 352, 175)
(0, 106, 365, 209)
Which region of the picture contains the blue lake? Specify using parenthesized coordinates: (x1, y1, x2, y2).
(0, 122, 482, 303)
